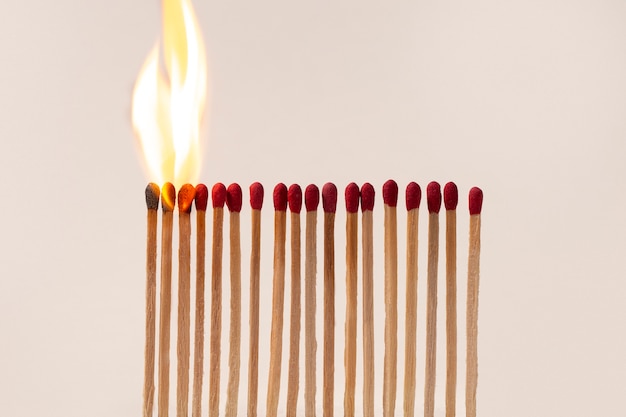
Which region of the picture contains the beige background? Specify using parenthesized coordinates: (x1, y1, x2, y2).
(0, 0, 625, 416)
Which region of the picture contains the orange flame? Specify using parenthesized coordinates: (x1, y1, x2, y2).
(132, 0, 207, 188)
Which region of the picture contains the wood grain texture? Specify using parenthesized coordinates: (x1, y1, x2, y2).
(192, 210, 206, 417)
(247, 209, 262, 417)
(157, 209, 173, 417)
(466, 214, 481, 417)
(225, 212, 241, 417)
(208, 208, 224, 417)
(403, 208, 419, 417)
(143, 208, 158, 417)
(445, 210, 457, 417)
(323, 212, 336, 417)
(176, 210, 192, 417)
(286, 212, 302, 416)
(304, 210, 318, 417)
(424, 212, 439, 417)
(361, 210, 375, 417)
(383, 204, 398, 417)
(344, 212, 358, 417)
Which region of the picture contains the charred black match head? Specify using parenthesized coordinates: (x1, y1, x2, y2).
(145, 183, 160, 210)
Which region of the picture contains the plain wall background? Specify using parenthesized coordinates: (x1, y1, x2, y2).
(0, 0, 625, 416)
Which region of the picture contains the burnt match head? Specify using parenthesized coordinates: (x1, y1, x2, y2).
(178, 184, 196, 213)
(305, 184, 320, 212)
(288, 184, 303, 213)
(194, 184, 208, 211)
(427, 181, 442, 213)
(273, 183, 288, 211)
(145, 183, 160, 210)
(444, 182, 458, 211)
(226, 183, 243, 213)
(212, 183, 227, 208)
(469, 187, 483, 215)
(250, 182, 264, 210)
(360, 183, 375, 212)
(322, 182, 337, 213)
(383, 179, 398, 207)
(161, 183, 176, 212)
(345, 182, 360, 213)
(406, 182, 421, 211)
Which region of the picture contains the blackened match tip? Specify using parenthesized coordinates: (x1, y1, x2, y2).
(212, 183, 227, 208)
(250, 182, 264, 210)
(288, 184, 303, 213)
(469, 187, 483, 215)
(322, 182, 337, 213)
(405, 182, 421, 211)
(305, 184, 320, 211)
(345, 182, 360, 213)
(145, 183, 160, 210)
(177, 184, 196, 213)
(360, 183, 375, 211)
(226, 183, 243, 212)
(273, 183, 288, 211)
(194, 184, 208, 211)
(427, 181, 442, 213)
(161, 183, 176, 212)
(383, 179, 398, 207)
(444, 182, 458, 211)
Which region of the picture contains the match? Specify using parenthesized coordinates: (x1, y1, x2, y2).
(344, 182, 359, 417)
(383, 179, 398, 417)
(360, 183, 375, 417)
(304, 184, 319, 417)
(444, 182, 458, 417)
(322, 182, 337, 417)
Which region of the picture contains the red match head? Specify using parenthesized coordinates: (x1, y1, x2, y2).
(178, 184, 196, 213)
(360, 183, 375, 212)
(226, 183, 243, 213)
(305, 184, 320, 212)
(383, 179, 398, 207)
(288, 184, 303, 213)
(405, 182, 421, 211)
(145, 183, 160, 210)
(273, 183, 288, 211)
(469, 187, 483, 215)
(322, 182, 337, 213)
(212, 183, 227, 208)
(194, 184, 208, 211)
(249, 182, 264, 210)
(161, 182, 176, 212)
(444, 182, 458, 211)
(345, 183, 360, 213)
(426, 181, 442, 213)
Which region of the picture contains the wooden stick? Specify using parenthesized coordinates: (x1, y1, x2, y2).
(286, 185, 303, 416)
(192, 185, 208, 417)
(344, 183, 359, 417)
(444, 183, 458, 417)
(304, 185, 319, 417)
(225, 184, 243, 417)
(403, 183, 421, 417)
(209, 183, 226, 417)
(322, 183, 337, 417)
(382, 180, 398, 417)
(266, 183, 288, 417)
(360, 183, 375, 417)
(247, 183, 264, 417)
(176, 185, 196, 417)
(143, 184, 160, 417)
(466, 188, 483, 417)
(158, 183, 175, 417)
(424, 182, 441, 417)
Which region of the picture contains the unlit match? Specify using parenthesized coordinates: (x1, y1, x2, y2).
(444, 182, 458, 417)
(360, 183, 375, 417)
(322, 182, 337, 417)
(383, 179, 398, 417)
(304, 185, 319, 417)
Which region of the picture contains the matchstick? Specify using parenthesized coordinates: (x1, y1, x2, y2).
(247, 182, 264, 417)
(192, 184, 208, 417)
(266, 183, 288, 417)
(176, 184, 196, 417)
(286, 184, 303, 416)
(158, 183, 175, 417)
(466, 187, 483, 417)
(143, 183, 160, 417)
(382, 179, 398, 417)
(304, 185, 319, 417)
(403, 182, 421, 417)
(424, 182, 441, 417)
(360, 183, 375, 417)
(225, 184, 243, 417)
(209, 183, 226, 417)
(322, 182, 337, 417)
(344, 183, 359, 417)
(444, 182, 458, 417)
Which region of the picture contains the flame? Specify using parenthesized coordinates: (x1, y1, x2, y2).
(132, 0, 207, 188)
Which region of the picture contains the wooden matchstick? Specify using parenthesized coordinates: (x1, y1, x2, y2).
(382, 179, 398, 417)
(403, 182, 421, 417)
(304, 185, 319, 417)
(466, 187, 483, 417)
(322, 183, 337, 417)
(176, 184, 196, 417)
(444, 182, 458, 417)
(286, 184, 303, 416)
(247, 183, 264, 417)
(158, 183, 175, 417)
(344, 183, 359, 417)
(192, 184, 208, 417)
(424, 182, 441, 417)
(360, 183, 375, 417)
(266, 183, 288, 417)
(143, 184, 160, 417)
(225, 184, 243, 417)
(209, 183, 226, 417)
